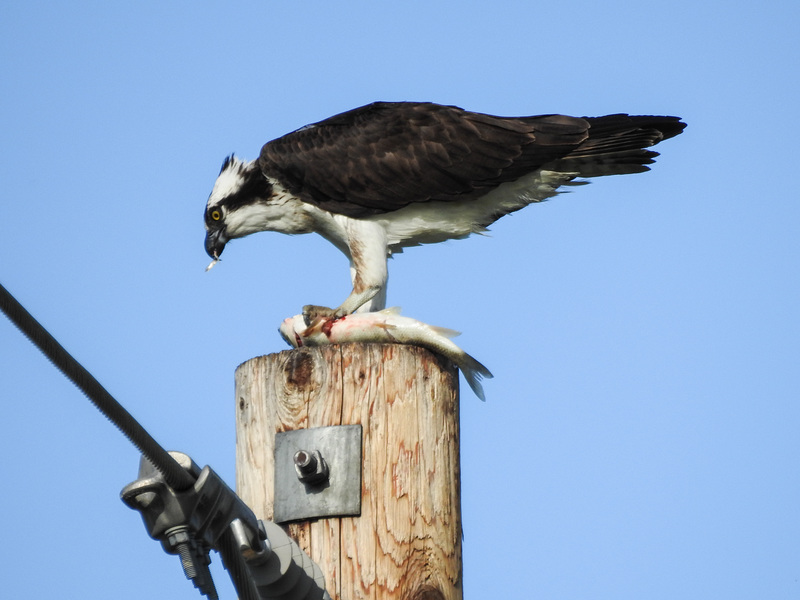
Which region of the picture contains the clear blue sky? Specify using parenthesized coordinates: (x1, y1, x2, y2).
(2, 2, 798, 598)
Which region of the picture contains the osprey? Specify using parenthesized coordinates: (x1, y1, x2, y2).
(204, 101, 685, 317)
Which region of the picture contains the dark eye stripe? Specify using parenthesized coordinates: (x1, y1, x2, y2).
(213, 171, 273, 212)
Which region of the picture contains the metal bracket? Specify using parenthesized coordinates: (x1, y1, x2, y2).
(273, 424, 362, 523)
(121, 451, 331, 599)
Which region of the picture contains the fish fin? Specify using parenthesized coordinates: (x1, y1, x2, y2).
(374, 307, 401, 339)
(458, 354, 494, 402)
(428, 325, 461, 339)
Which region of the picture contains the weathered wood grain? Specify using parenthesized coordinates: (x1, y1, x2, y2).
(235, 343, 462, 600)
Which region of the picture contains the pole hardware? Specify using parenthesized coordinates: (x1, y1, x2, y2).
(294, 449, 330, 485)
(122, 451, 330, 599)
(1, 282, 334, 598)
(274, 425, 362, 524)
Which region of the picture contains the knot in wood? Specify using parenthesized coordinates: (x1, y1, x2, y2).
(407, 584, 446, 600)
(283, 348, 315, 389)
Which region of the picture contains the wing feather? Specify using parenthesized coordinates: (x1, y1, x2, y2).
(258, 102, 684, 218)
(258, 102, 589, 217)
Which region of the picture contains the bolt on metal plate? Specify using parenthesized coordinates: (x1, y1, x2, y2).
(273, 424, 362, 523)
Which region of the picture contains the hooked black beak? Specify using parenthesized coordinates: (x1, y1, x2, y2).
(205, 228, 228, 259)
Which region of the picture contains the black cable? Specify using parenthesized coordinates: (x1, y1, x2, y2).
(0, 281, 195, 491)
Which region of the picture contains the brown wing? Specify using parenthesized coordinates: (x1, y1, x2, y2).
(258, 102, 685, 218)
(258, 102, 590, 218)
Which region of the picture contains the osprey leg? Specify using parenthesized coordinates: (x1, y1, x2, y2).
(338, 217, 389, 315)
(303, 218, 389, 319)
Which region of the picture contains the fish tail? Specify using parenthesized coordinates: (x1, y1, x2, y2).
(457, 354, 494, 402)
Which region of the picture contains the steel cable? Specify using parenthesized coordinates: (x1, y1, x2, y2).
(0, 281, 195, 491)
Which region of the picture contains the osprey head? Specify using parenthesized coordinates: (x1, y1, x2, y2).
(204, 154, 269, 260)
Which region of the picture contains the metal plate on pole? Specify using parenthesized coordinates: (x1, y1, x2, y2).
(273, 424, 362, 523)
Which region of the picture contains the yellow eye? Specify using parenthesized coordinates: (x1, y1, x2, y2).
(210, 209, 222, 221)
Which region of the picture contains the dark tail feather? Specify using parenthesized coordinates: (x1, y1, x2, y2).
(556, 114, 686, 177)
(584, 114, 686, 143)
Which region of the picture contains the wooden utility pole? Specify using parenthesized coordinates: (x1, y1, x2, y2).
(235, 343, 463, 600)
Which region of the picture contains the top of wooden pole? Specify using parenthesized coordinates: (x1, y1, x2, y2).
(235, 343, 463, 600)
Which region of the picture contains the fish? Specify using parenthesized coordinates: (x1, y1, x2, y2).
(205, 258, 220, 272)
(279, 307, 493, 400)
